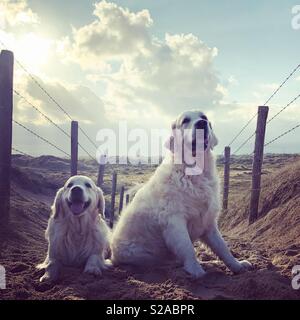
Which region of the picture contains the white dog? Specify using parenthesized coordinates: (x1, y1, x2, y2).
(37, 175, 111, 282)
(111, 110, 252, 278)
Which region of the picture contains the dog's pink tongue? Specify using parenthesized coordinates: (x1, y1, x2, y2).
(71, 202, 84, 215)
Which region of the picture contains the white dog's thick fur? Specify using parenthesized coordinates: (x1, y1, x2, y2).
(37, 176, 111, 282)
(111, 111, 252, 278)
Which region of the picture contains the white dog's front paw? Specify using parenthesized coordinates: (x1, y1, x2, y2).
(232, 260, 253, 274)
(102, 259, 113, 270)
(39, 262, 60, 283)
(40, 271, 56, 283)
(84, 264, 103, 277)
(184, 260, 206, 279)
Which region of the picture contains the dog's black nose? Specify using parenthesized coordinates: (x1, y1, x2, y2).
(71, 186, 83, 198)
(194, 119, 207, 130)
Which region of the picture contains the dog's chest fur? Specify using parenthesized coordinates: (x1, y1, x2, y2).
(49, 215, 101, 266)
(183, 175, 220, 240)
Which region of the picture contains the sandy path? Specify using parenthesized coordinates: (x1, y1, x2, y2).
(1, 218, 299, 300)
(1, 156, 300, 300)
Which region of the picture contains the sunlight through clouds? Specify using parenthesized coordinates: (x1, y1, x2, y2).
(1, 0, 299, 155)
(60, 1, 225, 123)
(0, 0, 38, 28)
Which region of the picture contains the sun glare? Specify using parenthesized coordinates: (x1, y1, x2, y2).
(15, 33, 52, 73)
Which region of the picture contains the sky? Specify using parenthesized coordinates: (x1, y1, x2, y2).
(0, 0, 300, 159)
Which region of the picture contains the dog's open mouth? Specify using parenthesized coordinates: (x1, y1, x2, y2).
(67, 199, 91, 215)
(192, 138, 209, 156)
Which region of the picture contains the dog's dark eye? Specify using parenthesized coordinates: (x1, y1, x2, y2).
(181, 117, 190, 125)
(85, 183, 92, 188)
(67, 183, 73, 188)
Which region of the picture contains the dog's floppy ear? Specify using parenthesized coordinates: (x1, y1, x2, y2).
(52, 188, 64, 219)
(164, 121, 176, 153)
(209, 122, 218, 150)
(97, 187, 105, 217)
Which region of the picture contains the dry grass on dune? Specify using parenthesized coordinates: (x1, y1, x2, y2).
(219, 159, 300, 280)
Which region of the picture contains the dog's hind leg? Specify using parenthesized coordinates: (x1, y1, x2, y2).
(84, 254, 112, 276)
(111, 241, 159, 267)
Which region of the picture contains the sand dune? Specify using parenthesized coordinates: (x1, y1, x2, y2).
(0, 155, 300, 299)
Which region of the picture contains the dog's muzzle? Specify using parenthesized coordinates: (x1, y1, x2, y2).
(192, 120, 209, 155)
(67, 186, 91, 216)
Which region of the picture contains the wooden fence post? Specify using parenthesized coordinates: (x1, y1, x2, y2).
(249, 106, 269, 224)
(118, 185, 125, 214)
(222, 146, 231, 210)
(0, 50, 14, 226)
(110, 171, 117, 228)
(126, 193, 130, 206)
(71, 120, 78, 176)
(97, 154, 106, 187)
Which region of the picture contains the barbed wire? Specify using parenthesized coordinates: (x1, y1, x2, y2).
(13, 119, 70, 157)
(267, 92, 300, 124)
(228, 112, 257, 147)
(232, 90, 300, 155)
(233, 132, 256, 155)
(237, 96, 300, 156)
(76, 140, 96, 162)
(0, 38, 98, 157)
(14, 59, 98, 154)
(263, 64, 300, 106)
(4, 40, 300, 159)
(12, 147, 32, 157)
(228, 63, 300, 151)
(13, 89, 96, 161)
(14, 89, 71, 139)
(78, 126, 98, 149)
(14, 59, 98, 156)
(264, 123, 300, 147)
(0, 148, 31, 168)
(245, 101, 300, 155)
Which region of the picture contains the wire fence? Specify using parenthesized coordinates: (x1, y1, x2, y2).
(13, 119, 71, 157)
(0, 38, 97, 162)
(14, 89, 71, 139)
(229, 63, 300, 155)
(228, 112, 257, 147)
(12, 147, 32, 157)
(0, 46, 132, 226)
(264, 122, 300, 148)
(266, 92, 300, 125)
(1, 43, 300, 226)
(223, 62, 300, 224)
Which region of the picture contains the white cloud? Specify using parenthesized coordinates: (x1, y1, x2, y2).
(103, 33, 222, 120)
(0, 0, 39, 29)
(7, 0, 298, 156)
(12, 75, 111, 156)
(14, 75, 108, 125)
(59, 0, 153, 70)
(252, 83, 279, 100)
(62, 1, 224, 125)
